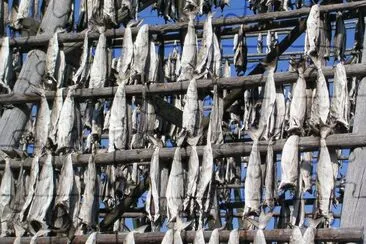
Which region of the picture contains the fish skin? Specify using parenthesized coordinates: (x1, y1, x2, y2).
(228, 229, 239, 244)
(162, 229, 174, 244)
(89, 30, 107, 89)
(212, 34, 221, 78)
(146, 147, 160, 224)
(91, 100, 104, 138)
(182, 78, 200, 137)
(318, 13, 331, 60)
(0, 157, 14, 231)
(103, 0, 116, 25)
(73, 31, 90, 85)
(196, 12, 213, 75)
(178, 15, 197, 82)
(45, 31, 60, 87)
(273, 92, 285, 140)
(244, 140, 261, 216)
(279, 135, 299, 191)
(301, 152, 312, 193)
(264, 144, 275, 209)
(132, 24, 149, 83)
(103, 109, 111, 131)
(209, 85, 224, 144)
(109, 82, 128, 151)
(305, 5, 320, 56)
(208, 228, 220, 244)
(330, 63, 349, 129)
(119, 22, 134, 82)
(0, 37, 13, 93)
(193, 229, 205, 244)
(70, 170, 81, 229)
(334, 12, 346, 61)
(166, 148, 184, 222)
(354, 11, 365, 51)
(183, 143, 200, 214)
(57, 86, 76, 151)
(288, 61, 306, 133)
(14, 0, 31, 28)
(34, 91, 51, 155)
(253, 230, 266, 244)
(85, 232, 97, 244)
(289, 219, 322, 244)
(148, 41, 159, 83)
(233, 25, 247, 75)
(27, 153, 54, 233)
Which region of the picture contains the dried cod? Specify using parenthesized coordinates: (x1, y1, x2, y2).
(193, 228, 205, 244)
(27, 153, 54, 233)
(330, 62, 349, 129)
(34, 90, 51, 154)
(0, 37, 13, 93)
(119, 21, 135, 82)
(148, 41, 159, 83)
(196, 13, 213, 76)
(212, 33, 221, 78)
(334, 12, 346, 61)
(73, 31, 90, 85)
(318, 13, 332, 60)
(0, 157, 14, 233)
(273, 91, 285, 139)
(264, 144, 275, 208)
(228, 229, 239, 244)
(89, 27, 107, 89)
(289, 218, 323, 244)
(300, 152, 312, 193)
(209, 85, 224, 144)
(132, 24, 149, 83)
(91, 100, 104, 138)
(14, 0, 31, 29)
(305, 5, 320, 56)
(208, 228, 220, 244)
(103, 0, 116, 25)
(233, 25, 247, 75)
(246, 212, 273, 244)
(45, 31, 61, 87)
(146, 146, 160, 224)
(279, 135, 299, 191)
(182, 78, 200, 137)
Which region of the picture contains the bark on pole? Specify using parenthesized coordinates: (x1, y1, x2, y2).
(0, 0, 72, 151)
(341, 16, 366, 243)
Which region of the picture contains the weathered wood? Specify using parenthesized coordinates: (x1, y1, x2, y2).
(1, 63, 365, 105)
(5, 133, 366, 169)
(0, 228, 361, 243)
(7, 1, 366, 48)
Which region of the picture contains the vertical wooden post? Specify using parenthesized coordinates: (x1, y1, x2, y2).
(340, 15, 366, 243)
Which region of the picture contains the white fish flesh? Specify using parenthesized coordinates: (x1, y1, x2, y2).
(34, 91, 51, 155)
(119, 22, 134, 81)
(132, 24, 149, 82)
(196, 13, 213, 75)
(27, 154, 54, 233)
(334, 12, 346, 61)
(330, 63, 349, 129)
(182, 78, 200, 137)
(193, 229, 205, 244)
(212, 34, 221, 78)
(54, 153, 74, 229)
(109, 82, 128, 151)
(244, 140, 261, 216)
(78, 146, 99, 228)
(305, 5, 320, 56)
(146, 147, 160, 224)
(301, 152, 312, 193)
(73, 31, 90, 84)
(209, 85, 223, 144)
(178, 15, 197, 82)
(279, 135, 299, 191)
(0, 37, 13, 93)
(166, 148, 184, 222)
(48, 88, 64, 146)
(289, 61, 306, 133)
(89, 29, 107, 89)
(228, 229, 239, 244)
(183, 142, 200, 214)
(14, 0, 31, 28)
(45, 31, 60, 87)
(264, 144, 274, 209)
(148, 41, 159, 83)
(57, 86, 76, 150)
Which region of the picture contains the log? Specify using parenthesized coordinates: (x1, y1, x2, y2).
(1, 63, 365, 105)
(5, 133, 366, 169)
(0, 228, 362, 243)
(7, 1, 366, 48)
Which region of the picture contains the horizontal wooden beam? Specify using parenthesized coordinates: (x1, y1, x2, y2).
(6, 1, 366, 48)
(0, 63, 365, 105)
(0, 228, 362, 243)
(4, 133, 365, 169)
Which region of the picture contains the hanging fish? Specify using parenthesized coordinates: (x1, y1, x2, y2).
(57, 86, 77, 151)
(178, 15, 197, 82)
(27, 153, 54, 234)
(119, 21, 136, 82)
(212, 34, 221, 78)
(34, 90, 51, 155)
(148, 41, 159, 83)
(89, 27, 107, 89)
(301, 152, 312, 193)
(208, 228, 220, 244)
(279, 135, 299, 191)
(305, 5, 320, 56)
(330, 63, 349, 129)
(131, 24, 149, 84)
(182, 78, 200, 138)
(0, 156, 15, 233)
(85, 232, 97, 244)
(233, 25, 247, 75)
(91, 100, 104, 138)
(228, 229, 239, 244)
(209, 85, 224, 144)
(184, 0, 199, 12)
(166, 148, 184, 222)
(73, 31, 90, 85)
(334, 12, 346, 61)
(257, 33, 263, 54)
(273, 91, 285, 140)
(289, 218, 323, 244)
(354, 10, 365, 52)
(70, 170, 82, 230)
(216, 0, 229, 10)
(246, 212, 273, 244)
(146, 145, 161, 225)
(196, 13, 213, 76)
(0, 37, 13, 93)
(193, 228, 205, 244)
(264, 144, 275, 209)
(78, 144, 99, 229)
(288, 60, 306, 133)
(13, 0, 31, 29)
(54, 153, 74, 229)
(318, 13, 332, 61)
(103, 0, 117, 25)
(244, 140, 261, 216)
(45, 31, 61, 87)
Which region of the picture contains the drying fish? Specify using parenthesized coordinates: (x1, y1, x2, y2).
(89, 27, 107, 89)
(273, 91, 285, 139)
(301, 152, 312, 193)
(78, 144, 99, 229)
(91, 100, 104, 138)
(330, 62, 349, 129)
(103, 109, 111, 131)
(45, 31, 61, 87)
(146, 146, 160, 224)
(209, 85, 224, 144)
(84, 100, 94, 129)
(334, 12, 346, 61)
(289, 218, 323, 244)
(253, 60, 276, 140)
(257, 33, 263, 54)
(0, 37, 13, 93)
(305, 5, 320, 56)
(109, 81, 128, 151)
(148, 41, 159, 83)
(29, 230, 51, 244)
(14, 0, 31, 29)
(318, 13, 332, 60)
(185, 0, 199, 12)
(178, 15, 197, 82)
(193, 228, 205, 244)
(309, 57, 330, 131)
(208, 228, 220, 244)
(183, 136, 200, 214)
(119, 21, 136, 82)
(57, 86, 76, 151)
(264, 144, 275, 209)
(182, 78, 200, 137)
(54, 154, 74, 229)
(85, 232, 97, 244)
(70, 170, 82, 230)
(73, 31, 90, 84)
(34, 90, 51, 154)
(279, 135, 299, 191)
(166, 148, 184, 222)
(196, 13, 213, 76)
(216, 0, 230, 10)
(223, 59, 231, 78)
(228, 229, 239, 244)
(354, 10, 365, 51)
(288, 60, 306, 133)
(212, 34, 221, 78)
(131, 24, 149, 83)
(0, 157, 14, 228)
(244, 140, 261, 216)
(103, 0, 117, 25)
(146, 100, 157, 133)
(161, 229, 174, 244)
(246, 212, 273, 244)
(233, 25, 247, 75)
(27, 153, 54, 233)
(316, 127, 335, 218)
